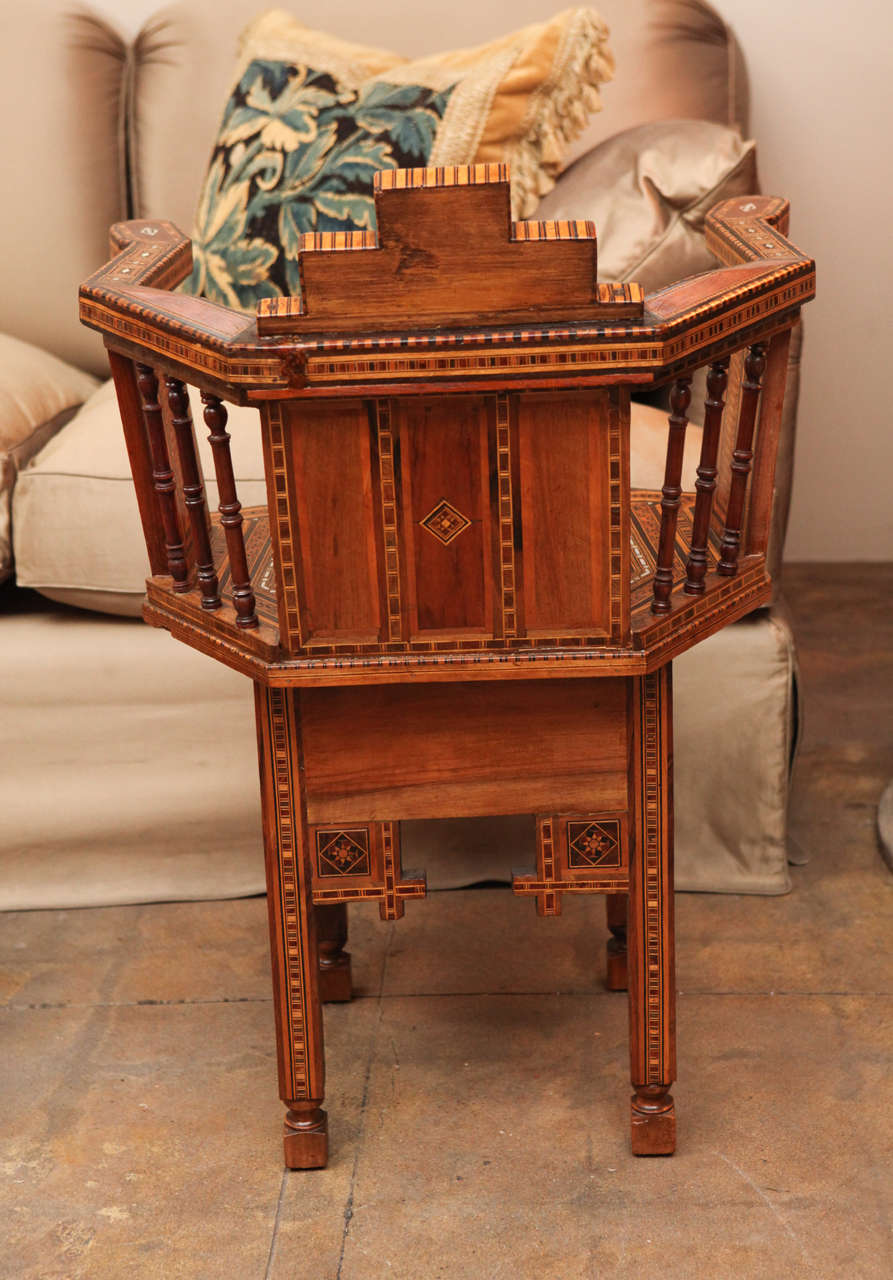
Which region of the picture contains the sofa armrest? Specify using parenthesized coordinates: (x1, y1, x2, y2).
(0, 333, 99, 582)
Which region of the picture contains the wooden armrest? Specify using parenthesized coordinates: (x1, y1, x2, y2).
(643, 196, 813, 344)
(79, 180, 813, 398)
(79, 220, 283, 399)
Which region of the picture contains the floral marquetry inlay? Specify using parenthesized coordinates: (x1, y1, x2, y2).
(567, 820, 622, 870)
(420, 499, 471, 546)
(315, 829, 371, 878)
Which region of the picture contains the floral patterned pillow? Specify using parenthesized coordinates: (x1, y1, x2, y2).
(186, 61, 453, 308)
(186, 8, 613, 312)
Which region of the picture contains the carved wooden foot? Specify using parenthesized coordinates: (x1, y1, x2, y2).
(283, 1102, 328, 1169)
(318, 951, 352, 1003)
(605, 892, 628, 991)
(630, 1086, 676, 1155)
(317, 903, 353, 1003)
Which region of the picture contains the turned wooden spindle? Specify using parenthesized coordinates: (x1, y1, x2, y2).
(718, 343, 767, 576)
(651, 375, 692, 614)
(134, 362, 189, 591)
(200, 392, 258, 629)
(166, 377, 220, 610)
(316, 903, 352, 1003)
(605, 892, 628, 991)
(684, 358, 730, 595)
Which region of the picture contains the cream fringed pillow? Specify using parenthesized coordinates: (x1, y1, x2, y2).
(185, 7, 613, 309)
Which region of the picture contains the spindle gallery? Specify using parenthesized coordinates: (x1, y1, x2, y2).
(79, 164, 815, 1168)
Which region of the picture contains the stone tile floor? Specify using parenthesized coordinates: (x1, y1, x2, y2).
(2, 565, 892, 1279)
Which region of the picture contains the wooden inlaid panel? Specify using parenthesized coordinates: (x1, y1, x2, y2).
(285, 400, 380, 644)
(512, 812, 631, 915)
(517, 392, 613, 636)
(397, 395, 493, 637)
(299, 678, 629, 821)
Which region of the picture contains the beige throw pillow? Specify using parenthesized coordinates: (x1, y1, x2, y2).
(0, 334, 98, 584)
(537, 119, 758, 290)
(185, 7, 613, 308)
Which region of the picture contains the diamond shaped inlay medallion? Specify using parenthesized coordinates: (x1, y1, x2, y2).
(316, 829, 371, 878)
(566, 820, 622, 870)
(420, 499, 471, 546)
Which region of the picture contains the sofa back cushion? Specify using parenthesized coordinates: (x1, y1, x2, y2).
(2, 2, 128, 376)
(131, 0, 747, 230)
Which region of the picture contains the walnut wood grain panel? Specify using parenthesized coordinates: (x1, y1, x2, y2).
(518, 391, 612, 636)
(285, 400, 381, 644)
(300, 679, 629, 821)
(397, 394, 493, 636)
(272, 170, 633, 334)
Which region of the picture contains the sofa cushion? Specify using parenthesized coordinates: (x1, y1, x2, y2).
(0, 334, 99, 584)
(13, 379, 266, 615)
(1, 3, 128, 377)
(184, 7, 613, 307)
(538, 119, 757, 291)
(0, 601, 793, 907)
(12, 378, 701, 616)
(132, 1, 746, 232)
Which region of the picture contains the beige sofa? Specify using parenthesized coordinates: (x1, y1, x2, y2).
(0, 0, 801, 909)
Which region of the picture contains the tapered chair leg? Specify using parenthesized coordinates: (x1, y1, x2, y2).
(255, 684, 328, 1169)
(317, 903, 353, 1002)
(628, 667, 677, 1155)
(605, 892, 628, 991)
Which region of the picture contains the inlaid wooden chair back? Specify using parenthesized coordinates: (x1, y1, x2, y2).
(80, 167, 814, 679)
(79, 164, 815, 1171)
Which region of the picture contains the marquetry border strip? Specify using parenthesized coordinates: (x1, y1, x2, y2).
(374, 400, 404, 643)
(80, 298, 288, 388)
(597, 283, 644, 306)
(301, 273, 813, 384)
(512, 219, 595, 242)
(636, 669, 671, 1086)
(495, 394, 518, 639)
(608, 394, 625, 643)
(375, 163, 507, 190)
(263, 402, 303, 648)
(265, 687, 312, 1099)
(632, 560, 766, 642)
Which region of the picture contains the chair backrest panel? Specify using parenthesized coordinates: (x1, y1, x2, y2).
(80, 171, 813, 682)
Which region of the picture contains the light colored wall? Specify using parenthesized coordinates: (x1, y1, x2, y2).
(95, 0, 892, 560)
(712, 0, 891, 561)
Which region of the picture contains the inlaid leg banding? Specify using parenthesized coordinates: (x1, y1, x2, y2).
(255, 684, 328, 1169)
(628, 667, 677, 1154)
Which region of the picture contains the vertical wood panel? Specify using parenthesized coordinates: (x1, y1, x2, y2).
(397, 395, 493, 637)
(288, 401, 381, 643)
(746, 327, 793, 557)
(518, 392, 612, 636)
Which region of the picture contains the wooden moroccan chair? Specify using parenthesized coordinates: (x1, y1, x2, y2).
(79, 165, 814, 1168)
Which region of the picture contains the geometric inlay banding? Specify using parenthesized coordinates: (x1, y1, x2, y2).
(420, 498, 471, 545)
(567, 819, 622, 869)
(315, 829, 371, 879)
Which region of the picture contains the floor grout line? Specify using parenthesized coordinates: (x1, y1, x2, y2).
(1, 995, 273, 1011)
(335, 929, 394, 1280)
(3, 989, 893, 1014)
(262, 1170, 288, 1280)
